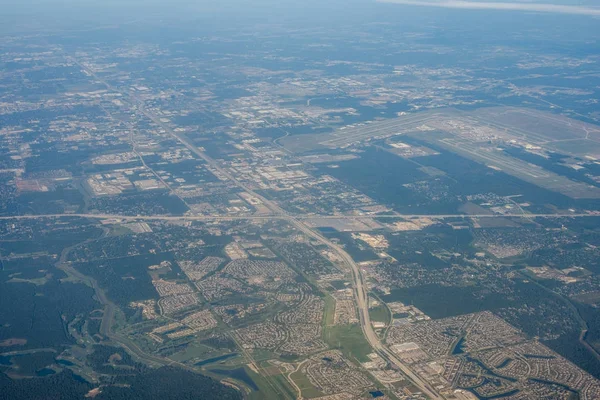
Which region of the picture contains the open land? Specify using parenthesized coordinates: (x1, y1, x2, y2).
(2, 7, 600, 400)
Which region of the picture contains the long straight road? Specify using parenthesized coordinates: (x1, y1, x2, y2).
(60, 58, 598, 399)
(287, 218, 444, 399)
(0, 212, 596, 221)
(130, 103, 445, 398)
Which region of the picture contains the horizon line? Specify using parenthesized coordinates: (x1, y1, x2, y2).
(377, 0, 600, 16)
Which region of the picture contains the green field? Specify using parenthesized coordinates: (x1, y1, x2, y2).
(168, 343, 217, 363)
(290, 370, 324, 399)
(323, 294, 336, 326)
(369, 300, 391, 325)
(246, 366, 297, 400)
(324, 324, 373, 362)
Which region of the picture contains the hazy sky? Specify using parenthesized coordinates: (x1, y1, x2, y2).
(0, 0, 373, 34)
(1, 0, 598, 35)
(379, 0, 600, 16)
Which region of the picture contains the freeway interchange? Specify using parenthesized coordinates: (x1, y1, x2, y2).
(23, 58, 588, 399)
(71, 58, 445, 398)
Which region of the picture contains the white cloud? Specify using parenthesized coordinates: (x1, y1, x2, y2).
(377, 0, 600, 16)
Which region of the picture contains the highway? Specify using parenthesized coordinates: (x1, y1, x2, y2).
(127, 94, 445, 397)
(287, 217, 444, 399)
(58, 59, 595, 399)
(0, 212, 597, 222)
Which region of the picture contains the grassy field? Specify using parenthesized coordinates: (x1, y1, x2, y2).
(369, 303, 391, 325)
(323, 294, 336, 326)
(248, 349, 279, 362)
(290, 370, 324, 399)
(246, 366, 297, 400)
(167, 343, 217, 363)
(324, 324, 373, 362)
(269, 374, 300, 400)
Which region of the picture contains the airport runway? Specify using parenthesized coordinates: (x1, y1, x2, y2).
(40, 59, 597, 399)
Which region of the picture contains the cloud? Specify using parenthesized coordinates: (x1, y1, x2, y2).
(377, 0, 600, 16)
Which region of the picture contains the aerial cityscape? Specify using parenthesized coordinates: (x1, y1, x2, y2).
(1, 0, 600, 399)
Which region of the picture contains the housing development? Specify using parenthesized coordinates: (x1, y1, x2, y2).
(2, 2, 600, 400)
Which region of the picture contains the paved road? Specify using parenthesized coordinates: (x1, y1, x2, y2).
(288, 218, 444, 399)
(0, 212, 596, 222)
(56, 59, 596, 399)
(58, 246, 247, 388)
(131, 101, 446, 398)
(104, 68, 444, 396)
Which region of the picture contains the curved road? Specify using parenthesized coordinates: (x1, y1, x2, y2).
(63, 59, 600, 399)
(132, 100, 445, 399)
